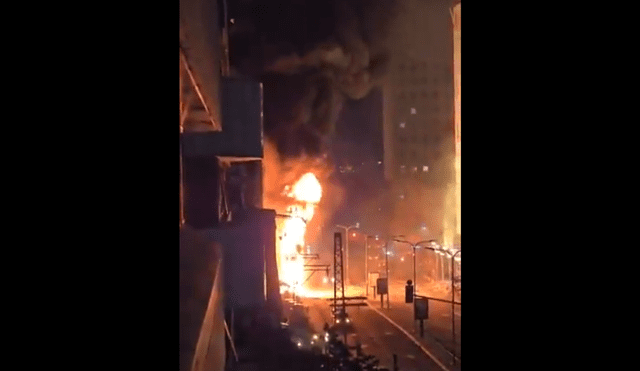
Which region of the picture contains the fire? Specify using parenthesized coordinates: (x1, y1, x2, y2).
(279, 172, 322, 296)
(289, 172, 322, 204)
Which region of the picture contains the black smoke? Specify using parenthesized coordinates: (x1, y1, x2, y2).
(228, 0, 399, 158)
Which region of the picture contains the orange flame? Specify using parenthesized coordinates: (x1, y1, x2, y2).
(279, 172, 322, 296)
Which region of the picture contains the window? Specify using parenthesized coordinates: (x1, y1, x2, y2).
(410, 108, 416, 115)
(423, 165, 429, 172)
(399, 122, 406, 128)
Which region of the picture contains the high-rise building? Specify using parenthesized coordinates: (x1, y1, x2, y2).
(381, 0, 455, 241)
(383, 0, 454, 185)
(452, 0, 461, 245)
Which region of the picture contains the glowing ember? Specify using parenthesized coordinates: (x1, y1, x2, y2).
(279, 172, 322, 296)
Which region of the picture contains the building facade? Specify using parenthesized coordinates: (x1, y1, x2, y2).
(381, 0, 456, 242)
(452, 0, 461, 245)
(383, 0, 454, 186)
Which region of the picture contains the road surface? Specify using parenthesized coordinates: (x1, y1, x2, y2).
(378, 280, 462, 361)
(301, 296, 457, 371)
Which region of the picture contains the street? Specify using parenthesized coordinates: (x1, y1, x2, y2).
(378, 280, 462, 361)
(301, 295, 459, 371)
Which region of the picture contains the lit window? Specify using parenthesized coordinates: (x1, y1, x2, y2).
(423, 166, 429, 172)
(410, 108, 416, 115)
(399, 122, 406, 128)
(411, 166, 418, 173)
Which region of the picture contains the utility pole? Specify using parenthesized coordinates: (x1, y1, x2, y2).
(365, 237, 368, 296)
(384, 240, 389, 309)
(364, 235, 379, 297)
(333, 232, 345, 324)
(336, 223, 359, 286)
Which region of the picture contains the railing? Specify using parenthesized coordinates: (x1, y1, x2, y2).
(191, 258, 226, 371)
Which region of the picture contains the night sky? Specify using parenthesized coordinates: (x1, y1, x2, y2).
(228, 0, 398, 159)
(227, 0, 397, 241)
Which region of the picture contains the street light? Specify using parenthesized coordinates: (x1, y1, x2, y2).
(336, 222, 359, 285)
(449, 248, 461, 364)
(426, 240, 446, 281)
(427, 240, 461, 365)
(427, 240, 442, 281)
(364, 235, 379, 296)
(392, 239, 433, 297)
(385, 235, 405, 278)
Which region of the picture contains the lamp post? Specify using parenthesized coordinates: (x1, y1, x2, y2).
(382, 235, 405, 291)
(393, 239, 433, 297)
(435, 249, 447, 281)
(384, 238, 390, 309)
(365, 235, 379, 296)
(428, 240, 445, 281)
(336, 223, 359, 286)
(450, 249, 461, 364)
(428, 240, 461, 365)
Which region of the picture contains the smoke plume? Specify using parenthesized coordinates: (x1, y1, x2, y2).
(229, 0, 400, 158)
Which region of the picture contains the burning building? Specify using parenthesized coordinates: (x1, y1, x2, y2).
(276, 172, 322, 295)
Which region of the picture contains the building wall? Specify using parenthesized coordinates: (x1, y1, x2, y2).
(382, 0, 455, 240)
(179, 225, 225, 371)
(383, 0, 454, 185)
(179, 0, 223, 130)
(452, 1, 461, 243)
